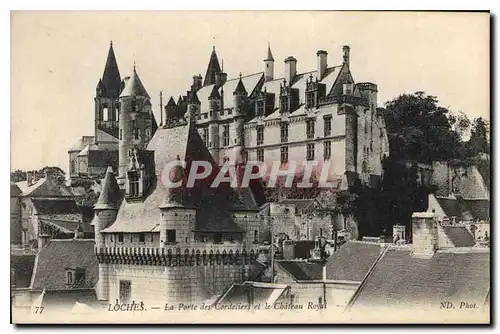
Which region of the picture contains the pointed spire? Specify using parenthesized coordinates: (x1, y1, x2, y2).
(101, 42, 122, 97)
(265, 42, 275, 62)
(94, 167, 120, 210)
(209, 85, 221, 100)
(177, 95, 183, 106)
(166, 96, 177, 107)
(119, 66, 150, 98)
(203, 47, 222, 86)
(233, 74, 247, 96)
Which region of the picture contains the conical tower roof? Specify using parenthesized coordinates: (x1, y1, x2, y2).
(119, 66, 150, 99)
(101, 42, 122, 97)
(209, 84, 221, 100)
(233, 74, 247, 96)
(265, 43, 275, 62)
(160, 157, 187, 209)
(94, 167, 121, 210)
(203, 47, 222, 86)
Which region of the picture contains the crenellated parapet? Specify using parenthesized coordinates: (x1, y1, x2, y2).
(318, 95, 369, 108)
(95, 247, 257, 266)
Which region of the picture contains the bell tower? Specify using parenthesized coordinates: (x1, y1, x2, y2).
(95, 41, 122, 144)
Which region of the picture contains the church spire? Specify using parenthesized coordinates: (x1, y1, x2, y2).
(101, 41, 122, 97)
(203, 47, 222, 86)
(265, 42, 274, 61)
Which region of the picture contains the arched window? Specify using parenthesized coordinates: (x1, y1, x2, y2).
(71, 160, 76, 174)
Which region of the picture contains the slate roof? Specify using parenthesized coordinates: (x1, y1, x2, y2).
(435, 196, 490, 222)
(39, 219, 93, 234)
(218, 281, 289, 306)
(441, 225, 476, 247)
(100, 42, 122, 97)
(32, 199, 81, 215)
(19, 176, 75, 198)
(120, 67, 150, 98)
(69, 136, 95, 153)
(348, 248, 490, 310)
(94, 167, 121, 210)
(277, 260, 323, 280)
(102, 121, 258, 233)
(11, 182, 22, 197)
(31, 239, 98, 291)
(203, 48, 222, 86)
(325, 241, 382, 282)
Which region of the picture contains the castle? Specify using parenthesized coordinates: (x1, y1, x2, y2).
(70, 42, 389, 187)
(84, 41, 390, 304)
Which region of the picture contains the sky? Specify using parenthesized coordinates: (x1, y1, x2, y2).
(11, 11, 489, 174)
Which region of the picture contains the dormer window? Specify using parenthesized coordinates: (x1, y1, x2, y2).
(256, 100, 264, 117)
(128, 171, 140, 198)
(133, 128, 140, 140)
(66, 270, 74, 285)
(130, 99, 137, 112)
(280, 95, 289, 113)
(306, 91, 315, 109)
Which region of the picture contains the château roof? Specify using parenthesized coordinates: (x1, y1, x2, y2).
(203, 47, 222, 86)
(265, 44, 274, 62)
(233, 76, 248, 95)
(101, 121, 258, 233)
(119, 67, 150, 99)
(94, 167, 121, 210)
(100, 42, 122, 97)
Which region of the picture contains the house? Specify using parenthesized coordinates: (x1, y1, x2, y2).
(345, 212, 490, 321)
(274, 241, 384, 309)
(11, 237, 100, 316)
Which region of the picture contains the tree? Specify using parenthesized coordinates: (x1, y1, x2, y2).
(383, 91, 465, 162)
(467, 117, 490, 155)
(10, 170, 27, 182)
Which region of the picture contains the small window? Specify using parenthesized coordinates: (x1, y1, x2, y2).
(223, 125, 230, 147)
(324, 116, 332, 137)
(139, 233, 145, 243)
(75, 268, 86, 285)
(280, 122, 289, 143)
(118, 233, 124, 243)
(307, 143, 315, 161)
(128, 172, 140, 197)
(319, 228, 323, 237)
(133, 128, 140, 140)
(130, 100, 137, 112)
(256, 100, 265, 116)
(280, 146, 288, 164)
(257, 149, 264, 162)
(256, 126, 264, 145)
(253, 230, 259, 244)
(324, 141, 331, 160)
(229, 233, 234, 243)
(306, 119, 315, 139)
(119, 280, 132, 304)
(66, 270, 74, 285)
(119, 129, 123, 140)
(166, 230, 176, 243)
(103, 107, 109, 121)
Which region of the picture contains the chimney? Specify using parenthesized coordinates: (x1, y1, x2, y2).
(27, 171, 34, 186)
(284, 56, 297, 85)
(317, 50, 328, 80)
(342, 45, 350, 66)
(411, 212, 437, 258)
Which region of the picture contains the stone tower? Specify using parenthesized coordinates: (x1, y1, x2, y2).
(94, 166, 120, 300)
(208, 85, 221, 163)
(264, 43, 275, 82)
(232, 74, 247, 164)
(95, 41, 122, 143)
(117, 66, 154, 187)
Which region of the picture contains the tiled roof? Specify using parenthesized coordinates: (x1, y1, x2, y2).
(11, 254, 36, 288)
(441, 225, 476, 247)
(11, 182, 22, 197)
(277, 260, 323, 281)
(119, 68, 150, 98)
(218, 281, 289, 306)
(20, 176, 75, 198)
(326, 241, 382, 282)
(349, 248, 490, 309)
(32, 199, 81, 215)
(102, 121, 258, 233)
(31, 239, 98, 291)
(435, 196, 490, 222)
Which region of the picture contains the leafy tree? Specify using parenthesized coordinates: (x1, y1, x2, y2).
(383, 91, 465, 162)
(467, 117, 490, 155)
(10, 170, 27, 182)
